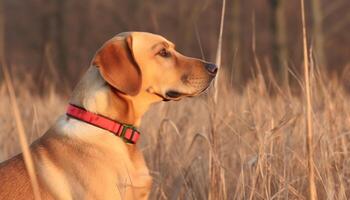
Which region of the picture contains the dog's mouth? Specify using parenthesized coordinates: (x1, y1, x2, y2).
(156, 90, 187, 101)
(150, 90, 189, 101)
(149, 83, 213, 101)
(161, 87, 210, 101)
(165, 90, 183, 99)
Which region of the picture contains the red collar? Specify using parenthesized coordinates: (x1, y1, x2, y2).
(66, 104, 140, 144)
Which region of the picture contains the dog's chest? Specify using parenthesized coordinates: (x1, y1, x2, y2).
(34, 120, 152, 199)
(74, 150, 152, 200)
(69, 162, 152, 200)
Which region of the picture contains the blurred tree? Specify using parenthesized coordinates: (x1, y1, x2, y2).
(2, 0, 350, 90)
(0, 0, 4, 61)
(39, 0, 51, 68)
(231, 0, 241, 86)
(35, 0, 69, 93)
(311, 0, 326, 68)
(270, 0, 288, 85)
(53, 0, 68, 78)
(38, 0, 56, 85)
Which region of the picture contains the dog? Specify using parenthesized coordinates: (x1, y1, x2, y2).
(0, 32, 217, 199)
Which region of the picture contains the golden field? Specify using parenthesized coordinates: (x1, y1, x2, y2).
(1, 0, 350, 199)
(1, 68, 350, 199)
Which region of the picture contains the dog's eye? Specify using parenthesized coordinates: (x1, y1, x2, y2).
(158, 48, 171, 57)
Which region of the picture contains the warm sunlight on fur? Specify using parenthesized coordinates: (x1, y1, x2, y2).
(0, 32, 217, 199)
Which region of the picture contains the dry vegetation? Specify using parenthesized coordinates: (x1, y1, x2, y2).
(1, 0, 350, 199)
(1, 67, 350, 199)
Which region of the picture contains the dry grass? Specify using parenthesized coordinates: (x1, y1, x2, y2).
(301, 0, 317, 198)
(1, 63, 41, 200)
(1, 67, 350, 199)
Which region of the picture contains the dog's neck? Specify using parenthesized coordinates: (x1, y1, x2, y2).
(69, 67, 159, 127)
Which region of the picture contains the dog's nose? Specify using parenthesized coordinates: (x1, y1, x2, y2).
(205, 62, 218, 75)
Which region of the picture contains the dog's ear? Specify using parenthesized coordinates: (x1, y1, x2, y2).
(92, 34, 141, 96)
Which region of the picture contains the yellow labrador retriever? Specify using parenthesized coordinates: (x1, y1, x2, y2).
(0, 32, 217, 199)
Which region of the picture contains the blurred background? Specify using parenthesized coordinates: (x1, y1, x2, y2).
(2, 0, 350, 92)
(1, 0, 350, 199)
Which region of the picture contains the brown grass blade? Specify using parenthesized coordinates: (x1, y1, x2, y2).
(208, 0, 226, 199)
(213, 0, 226, 103)
(300, 0, 318, 199)
(1, 64, 42, 200)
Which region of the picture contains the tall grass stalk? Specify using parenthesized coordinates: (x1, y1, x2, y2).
(209, 0, 226, 199)
(1, 64, 42, 200)
(213, 0, 226, 104)
(301, 0, 318, 199)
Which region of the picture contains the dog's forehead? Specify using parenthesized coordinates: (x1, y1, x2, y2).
(132, 32, 175, 48)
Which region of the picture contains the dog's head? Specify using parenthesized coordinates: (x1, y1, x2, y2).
(92, 32, 217, 101)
